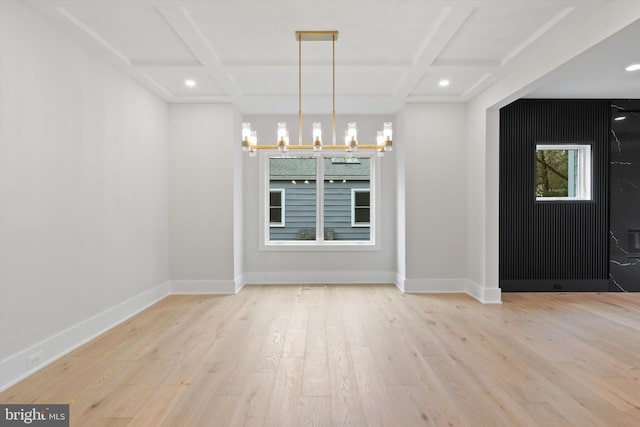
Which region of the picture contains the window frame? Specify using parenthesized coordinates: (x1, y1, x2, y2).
(351, 188, 371, 227)
(269, 188, 285, 227)
(259, 151, 379, 250)
(535, 143, 592, 202)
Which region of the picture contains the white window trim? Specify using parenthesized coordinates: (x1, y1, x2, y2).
(269, 188, 285, 227)
(535, 144, 592, 202)
(351, 188, 371, 227)
(258, 151, 379, 251)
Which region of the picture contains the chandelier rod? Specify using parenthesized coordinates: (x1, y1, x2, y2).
(298, 36, 302, 145)
(332, 33, 336, 145)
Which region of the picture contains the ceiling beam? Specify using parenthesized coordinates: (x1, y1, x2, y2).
(156, 5, 241, 102)
(391, 6, 475, 110)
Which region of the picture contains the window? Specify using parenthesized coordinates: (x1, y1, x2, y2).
(269, 189, 285, 227)
(352, 189, 370, 227)
(265, 155, 374, 245)
(323, 157, 371, 241)
(536, 144, 591, 201)
(269, 158, 316, 240)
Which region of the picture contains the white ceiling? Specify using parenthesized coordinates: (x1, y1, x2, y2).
(526, 16, 640, 99)
(26, 0, 637, 114)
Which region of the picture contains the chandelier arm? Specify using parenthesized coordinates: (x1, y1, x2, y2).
(249, 145, 385, 151)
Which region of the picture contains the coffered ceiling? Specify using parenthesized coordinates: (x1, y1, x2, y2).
(26, 0, 625, 113)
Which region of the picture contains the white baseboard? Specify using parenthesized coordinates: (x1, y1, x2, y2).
(466, 280, 502, 304)
(394, 273, 405, 292)
(402, 278, 502, 304)
(170, 280, 237, 295)
(235, 275, 246, 293)
(0, 281, 171, 392)
(242, 270, 396, 285)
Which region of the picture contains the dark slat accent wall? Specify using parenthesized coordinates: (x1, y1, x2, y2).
(499, 99, 610, 292)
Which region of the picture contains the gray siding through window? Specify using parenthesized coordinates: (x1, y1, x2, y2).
(269, 157, 371, 241)
(325, 182, 370, 240)
(269, 181, 370, 240)
(269, 181, 317, 240)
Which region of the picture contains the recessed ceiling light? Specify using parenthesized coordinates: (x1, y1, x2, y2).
(439, 79, 450, 87)
(625, 64, 640, 72)
(614, 116, 626, 121)
(185, 79, 196, 87)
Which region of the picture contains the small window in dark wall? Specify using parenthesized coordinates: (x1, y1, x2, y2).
(535, 144, 592, 201)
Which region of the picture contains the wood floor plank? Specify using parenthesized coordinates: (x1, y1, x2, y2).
(2, 286, 640, 426)
(295, 396, 332, 427)
(263, 357, 304, 427)
(126, 383, 189, 427)
(350, 345, 401, 427)
(228, 372, 276, 427)
(301, 304, 330, 398)
(282, 304, 308, 358)
(325, 318, 367, 426)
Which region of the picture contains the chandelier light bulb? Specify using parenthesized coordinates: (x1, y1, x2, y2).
(313, 122, 323, 152)
(313, 122, 322, 142)
(242, 122, 253, 152)
(277, 122, 289, 152)
(383, 122, 393, 151)
(377, 131, 385, 157)
(242, 122, 252, 139)
(347, 122, 358, 140)
(345, 122, 358, 152)
(277, 122, 287, 140)
(383, 122, 392, 140)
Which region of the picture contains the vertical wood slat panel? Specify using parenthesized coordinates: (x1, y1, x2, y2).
(499, 99, 609, 290)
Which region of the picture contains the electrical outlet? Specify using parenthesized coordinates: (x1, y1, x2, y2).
(27, 351, 43, 369)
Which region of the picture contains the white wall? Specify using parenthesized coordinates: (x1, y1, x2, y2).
(168, 104, 238, 293)
(400, 104, 469, 293)
(0, 2, 169, 386)
(241, 114, 397, 284)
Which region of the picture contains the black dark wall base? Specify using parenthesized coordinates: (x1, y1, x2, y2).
(500, 280, 610, 292)
(499, 99, 610, 292)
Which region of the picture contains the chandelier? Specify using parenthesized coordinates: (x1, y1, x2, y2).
(241, 31, 393, 156)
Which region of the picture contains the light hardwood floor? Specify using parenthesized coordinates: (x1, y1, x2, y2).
(2, 285, 640, 426)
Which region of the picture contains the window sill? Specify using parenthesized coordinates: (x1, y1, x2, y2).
(261, 240, 380, 252)
(535, 197, 593, 202)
